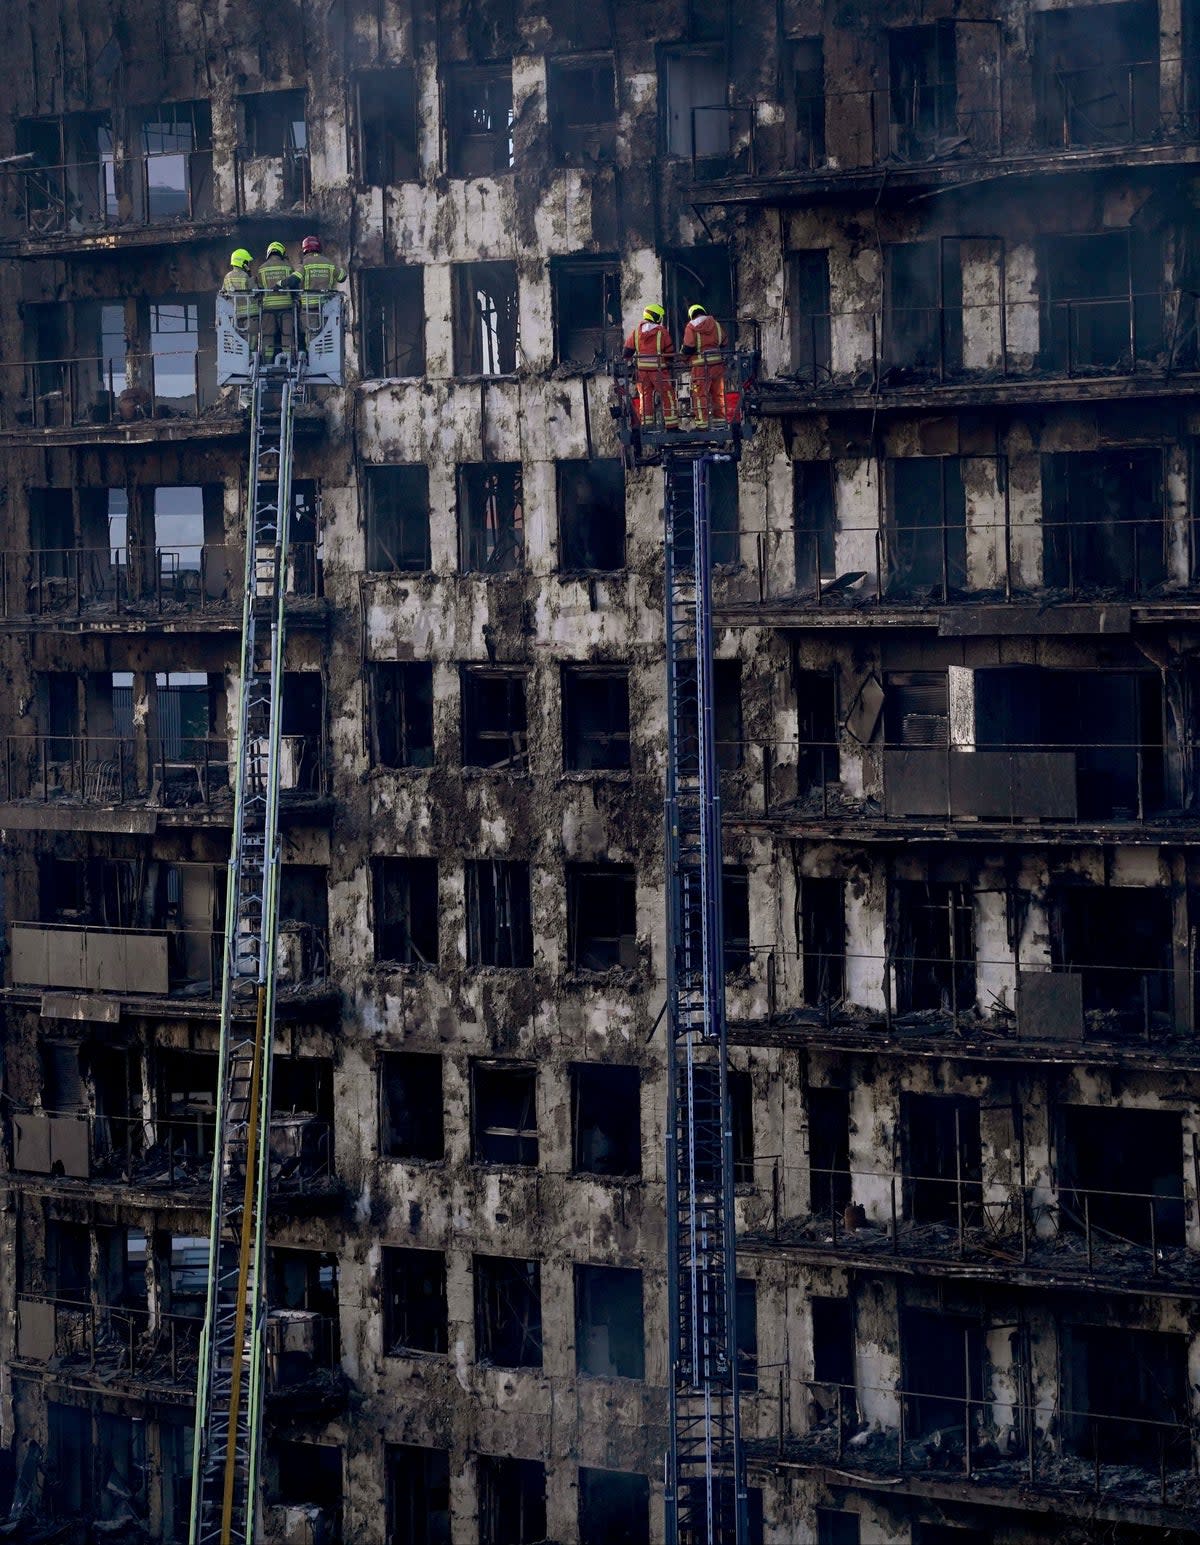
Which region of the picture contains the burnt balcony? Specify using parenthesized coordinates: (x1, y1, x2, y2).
(0, 347, 222, 435)
(14, 1293, 200, 1395)
(264, 1310, 349, 1416)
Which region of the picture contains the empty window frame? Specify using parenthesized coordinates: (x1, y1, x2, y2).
(386, 1445, 450, 1545)
(567, 863, 637, 972)
(812, 1296, 856, 1417)
(793, 460, 836, 590)
(1033, 1, 1160, 149)
(458, 462, 524, 573)
(1039, 229, 1162, 372)
(472, 1061, 538, 1164)
(578, 1469, 650, 1545)
(1041, 448, 1164, 593)
(575, 1264, 645, 1378)
(461, 667, 528, 771)
(273, 1441, 343, 1510)
(723, 867, 751, 975)
(474, 1255, 543, 1367)
(662, 49, 729, 160)
(15, 113, 116, 233)
(383, 1247, 448, 1355)
(735, 1276, 758, 1392)
(808, 1086, 852, 1216)
(139, 100, 213, 220)
(882, 240, 963, 381)
(548, 56, 618, 162)
(900, 1306, 985, 1442)
(563, 666, 631, 771)
(1060, 1324, 1189, 1466)
(557, 458, 626, 571)
(789, 250, 832, 384)
(795, 667, 838, 797)
(891, 879, 976, 1015)
(373, 857, 438, 966)
(1057, 1104, 1185, 1247)
(466, 859, 533, 966)
(790, 39, 826, 167)
(1051, 884, 1173, 1020)
(446, 64, 514, 176)
(801, 876, 846, 1005)
(239, 90, 307, 157)
(887, 23, 957, 161)
(356, 69, 419, 184)
(571, 1064, 641, 1175)
(365, 465, 430, 573)
(886, 458, 967, 599)
(553, 257, 622, 366)
(663, 245, 734, 347)
(361, 269, 426, 378)
(816, 1510, 862, 1545)
(478, 1456, 547, 1545)
(369, 662, 434, 769)
(453, 262, 520, 375)
(901, 1092, 983, 1224)
(380, 1052, 444, 1161)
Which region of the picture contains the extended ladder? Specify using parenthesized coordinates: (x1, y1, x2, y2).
(663, 453, 748, 1545)
(189, 356, 298, 1545)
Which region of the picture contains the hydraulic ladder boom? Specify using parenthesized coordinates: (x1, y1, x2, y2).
(189, 353, 299, 1545)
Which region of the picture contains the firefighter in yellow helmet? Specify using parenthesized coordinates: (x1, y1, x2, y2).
(221, 248, 256, 340)
(257, 240, 300, 364)
(681, 301, 727, 428)
(622, 303, 678, 430)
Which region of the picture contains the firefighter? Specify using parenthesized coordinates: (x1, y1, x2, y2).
(221, 248, 257, 341)
(257, 240, 299, 363)
(622, 303, 678, 430)
(681, 301, 726, 428)
(297, 234, 346, 343)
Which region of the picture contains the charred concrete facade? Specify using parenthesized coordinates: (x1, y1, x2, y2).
(2, 1, 1200, 1543)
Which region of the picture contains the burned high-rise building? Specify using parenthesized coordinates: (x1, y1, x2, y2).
(0, 1, 1199, 1542)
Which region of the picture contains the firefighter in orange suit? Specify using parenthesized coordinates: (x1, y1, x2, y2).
(623, 303, 678, 429)
(681, 302, 727, 427)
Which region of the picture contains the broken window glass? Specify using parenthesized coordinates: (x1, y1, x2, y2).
(571, 1064, 641, 1176)
(887, 23, 957, 160)
(16, 113, 115, 233)
(446, 65, 514, 176)
(548, 57, 618, 163)
(1033, 1, 1160, 148)
(575, 1264, 644, 1378)
(361, 268, 426, 377)
(458, 462, 524, 572)
(356, 68, 419, 183)
(380, 1052, 444, 1161)
(790, 38, 826, 167)
(882, 241, 963, 381)
(1041, 448, 1163, 592)
(453, 261, 520, 375)
(552, 257, 622, 366)
(373, 857, 438, 966)
(567, 863, 637, 971)
(891, 879, 976, 1015)
(370, 662, 434, 768)
(365, 465, 431, 572)
(478, 1455, 546, 1545)
(471, 1061, 537, 1164)
(474, 1255, 543, 1367)
(466, 860, 533, 966)
(557, 459, 626, 571)
(886, 458, 967, 599)
(461, 668, 528, 771)
(240, 90, 307, 157)
(563, 666, 631, 770)
(386, 1445, 450, 1545)
(383, 1247, 448, 1355)
(578, 1469, 649, 1545)
(901, 1092, 982, 1224)
(139, 101, 213, 220)
(663, 50, 730, 160)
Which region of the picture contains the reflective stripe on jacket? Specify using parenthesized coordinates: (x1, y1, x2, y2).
(623, 321, 675, 363)
(257, 261, 298, 308)
(221, 268, 254, 316)
(682, 315, 725, 362)
(299, 259, 346, 294)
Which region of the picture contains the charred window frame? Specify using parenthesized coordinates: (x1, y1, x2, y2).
(808, 1087, 851, 1216)
(816, 1509, 861, 1545)
(458, 462, 524, 573)
(466, 859, 533, 967)
(471, 1061, 538, 1164)
(793, 460, 837, 590)
(887, 22, 958, 161)
(1056, 1104, 1185, 1247)
(138, 100, 214, 221)
(901, 1092, 982, 1224)
(882, 239, 963, 381)
(900, 1305, 986, 1442)
(662, 48, 730, 161)
(801, 876, 846, 1006)
(548, 55, 618, 163)
(795, 667, 837, 797)
(369, 662, 434, 769)
(461, 667, 528, 772)
(355, 68, 419, 184)
(567, 863, 637, 973)
(445, 64, 515, 177)
(735, 1277, 758, 1392)
(478, 1455, 546, 1545)
(663, 245, 734, 346)
(474, 1254, 543, 1368)
(372, 857, 438, 967)
(1050, 883, 1173, 1021)
(361, 268, 426, 378)
(383, 1247, 448, 1355)
(239, 90, 307, 157)
(890, 879, 976, 1016)
(563, 666, 631, 771)
(789, 38, 826, 168)
(365, 465, 430, 573)
(578, 1469, 650, 1545)
(557, 458, 626, 572)
(386, 1445, 450, 1545)
(1039, 229, 1162, 373)
(1033, 1, 1161, 149)
(885, 457, 968, 599)
(571, 1064, 641, 1176)
(452, 261, 520, 376)
(552, 256, 622, 367)
(15, 113, 116, 233)
(1060, 1323, 1189, 1466)
(575, 1264, 645, 1379)
(1041, 447, 1164, 593)
(380, 1052, 444, 1161)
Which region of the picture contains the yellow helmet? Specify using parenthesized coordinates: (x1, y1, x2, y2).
(266, 241, 287, 259)
(643, 303, 666, 323)
(688, 303, 707, 319)
(230, 248, 253, 270)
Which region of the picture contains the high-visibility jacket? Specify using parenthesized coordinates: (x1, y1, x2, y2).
(298, 258, 347, 294)
(258, 259, 299, 308)
(624, 321, 675, 364)
(682, 314, 725, 362)
(221, 266, 254, 318)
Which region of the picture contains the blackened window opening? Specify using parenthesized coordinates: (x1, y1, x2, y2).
(795, 668, 837, 797)
(901, 1092, 983, 1224)
(1051, 884, 1173, 1023)
(475, 1255, 543, 1367)
(686, 1063, 753, 1185)
(472, 1062, 538, 1165)
(575, 1264, 645, 1378)
(462, 668, 528, 771)
(548, 57, 618, 163)
(370, 663, 434, 769)
(1041, 448, 1163, 593)
(240, 90, 307, 157)
(365, 465, 430, 572)
(794, 461, 836, 590)
(386, 1446, 450, 1545)
(1061, 1325, 1189, 1467)
(466, 860, 533, 966)
(362, 269, 426, 378)
(802, 876, 846, 1006)
(887, 23, 958, 161)
(478, 1456, 547, 1545)
(567, 863, 637, 971)
(1039, 230, 1162, 372)
(383, 1247, 448, 1355)
(790, 39, 826, 167)
(558, 459, 626, 571)
(453, 262, 520, 375)
(380, 1052, 444, 1161)
(1057, 1104, 1184, 1247)
(886, 458, 967, 599)
(571, 1064, 641, 1176)
(901, 1306, 985, 1441)
(563, 667, 631, 771)
(373, 857, 438, 966)
(578, 1469, 649, 1545)
(807, 1086, 851, 1216)
(883, 241, 963, 382)
(357, 69, 419, 183)
(677, 657, 743, 772)
(446, 65, 515, 176)
(459, 462, 524, 572)
(1033, 1, 1161, 149)
(553, 257, 622, 366)
(891, 879, 976, 1014)
(735, 1277, 758, 1391)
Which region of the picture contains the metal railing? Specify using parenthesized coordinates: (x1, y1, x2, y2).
(265, 1310, 340, 1390)
(15, 1293, 202, 1385)
(1, 346, 221, 431)
(2, 149, 217, 238)
(0, 543, 321, 617)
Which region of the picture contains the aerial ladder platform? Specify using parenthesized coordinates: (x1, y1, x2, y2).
(611, 334, 759, 1545)
(188, 293, 342, 1545)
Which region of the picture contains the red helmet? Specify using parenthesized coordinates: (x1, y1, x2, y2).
(301, 235, 322, 254)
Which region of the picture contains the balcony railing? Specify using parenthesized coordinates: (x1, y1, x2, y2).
(2, 149, 217, 239)
(15, 1293, 201, 1386)
(0, 543, 321, 618)
(1, 347, 220, 431)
